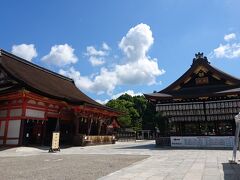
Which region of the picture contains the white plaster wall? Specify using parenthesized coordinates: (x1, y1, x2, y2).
(26, 109, 45, 118)
(10, 109, 22, 117)
(0, 110, 7, 117)
(6, 139, 19, 145)
(7, 120, 21, 138)
(0, 121, 5, 136)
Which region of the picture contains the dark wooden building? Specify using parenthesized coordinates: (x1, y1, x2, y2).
(145, 53, 240, 147)
(0, 49, 120, 146)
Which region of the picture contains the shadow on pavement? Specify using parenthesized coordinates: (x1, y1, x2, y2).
(0, 145, 74, 152)
(116, 143, 232, 151)
(222, 163, 240, 180)
(116, 143, 161, 150)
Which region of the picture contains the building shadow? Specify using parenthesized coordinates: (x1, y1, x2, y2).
(0, 146, 13, 151)
(222, 163, 240, 180)
(116, 143, 165, 150)
(0, 145, 74, 152)
(116, 142, 232, 151)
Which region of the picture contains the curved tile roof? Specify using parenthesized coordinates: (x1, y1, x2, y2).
(0, 49, 116, 112)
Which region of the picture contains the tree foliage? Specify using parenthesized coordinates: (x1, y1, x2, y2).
(106, 93, 163, 131)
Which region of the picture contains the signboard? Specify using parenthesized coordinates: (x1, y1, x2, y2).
(51, 132, 60, 150)
(170, 136, 234, 148)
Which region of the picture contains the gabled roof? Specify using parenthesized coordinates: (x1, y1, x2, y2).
(0, 49, 116, 112)
(145, 53, 240, 100)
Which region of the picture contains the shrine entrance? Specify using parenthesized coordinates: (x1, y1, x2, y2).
(59, 120, 74, 145)
(22, 120, 45, 145)
(44, 118, 57, 146)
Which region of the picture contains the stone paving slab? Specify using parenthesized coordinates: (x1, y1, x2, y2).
(1, 141, 240, 180)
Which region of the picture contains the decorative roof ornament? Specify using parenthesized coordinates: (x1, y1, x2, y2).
(192, 52, 209, 65)
(195, 52, 204, 59)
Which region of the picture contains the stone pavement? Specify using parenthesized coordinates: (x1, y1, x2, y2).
(99, 148, 240, 180)
(1, 141, 240, 180)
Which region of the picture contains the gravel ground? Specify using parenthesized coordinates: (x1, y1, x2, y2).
(0, 154, 148, 180)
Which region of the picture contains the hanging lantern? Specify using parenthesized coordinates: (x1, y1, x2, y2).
(237, 101, 240, 108)
(225, 102, 229, 108)
(206, 103, 209, 109)
(222, 115, 226, 121)
(233, 101, 237, 107)
(221, 102, 224, 108)
(209, 103, 212, 109)
(179, 104, 182, 110)
(161, 106, 164, 111)
(235, 108, 238, 113)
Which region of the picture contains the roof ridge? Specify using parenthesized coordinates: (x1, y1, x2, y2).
(0, 49, 74, 82)
(209, 63, 240, 81)
(160, 53, 240, 93)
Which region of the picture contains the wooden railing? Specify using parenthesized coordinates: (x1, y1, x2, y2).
(116, 132, 136, 142)
(73, 134, 116, 146)
(86, 135, 115, 144)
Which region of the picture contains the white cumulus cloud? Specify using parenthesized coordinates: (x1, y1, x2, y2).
(116, 23, 165, 85)
(111, 90, 142, 99)
(102, 42, 110, 51)
(60, 23, 165, 95)
(213, 43, 240, 59)
(85, 43, 110, 66)
(96, 99, 109, 105)
(42, 44, 78, 66)
(59, 67, 93, 92)
(210, 33, 240, 59)
(224, 33, 236, 42)
(86, 46, 107, 56)
(11, 44, 37, 61)
(96, 90, 142, 105)
(119, 23, 153, 61)
(89, 56, 105, 66)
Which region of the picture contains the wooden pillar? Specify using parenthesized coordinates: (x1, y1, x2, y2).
(75, 117, 79, 135)
(18, 120, 25, 146)
(19, 93, 27, 146)
(41, 121, 47, 145)
(21, 92, 27, 117)
(97, 119, 103, 135)
(87, 117, 93, 135)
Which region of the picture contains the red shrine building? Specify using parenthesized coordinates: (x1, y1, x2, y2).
(0, 49, 120, 146)
(145, 53, 240, 148)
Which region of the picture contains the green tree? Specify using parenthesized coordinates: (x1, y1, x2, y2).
(142, 101, 156, 130)
(106, 99, 132, 127)
(106, 94, 140, 130)
(106, 94, 165, 132)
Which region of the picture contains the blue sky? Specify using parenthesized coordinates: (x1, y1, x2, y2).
(1, 0, 240, 103)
